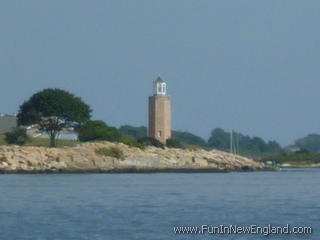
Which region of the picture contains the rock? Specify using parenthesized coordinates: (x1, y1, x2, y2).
(1, 162, 8, 167)
(0, 141, 267, 173)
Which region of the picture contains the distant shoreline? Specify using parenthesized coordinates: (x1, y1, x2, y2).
(279, 165, 320, 169)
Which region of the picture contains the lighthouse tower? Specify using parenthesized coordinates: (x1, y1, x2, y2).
(148, 77, 172, 143)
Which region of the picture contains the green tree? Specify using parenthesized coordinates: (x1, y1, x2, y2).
(119, 125, 147, 139)
(5, 127, 29, 145)
(172, 131, 207, 148)
(17, 88, 91, 147)
(207, 128, 229, 150)
(293, 134, 320, 152)
(265, 140, 282, 153)
(78, 120, 121, 142)
(249, 136, 267, 153)
(207, 128, 283, 156)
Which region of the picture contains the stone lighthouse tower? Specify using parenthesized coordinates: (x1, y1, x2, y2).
(148, 77, 172, 143)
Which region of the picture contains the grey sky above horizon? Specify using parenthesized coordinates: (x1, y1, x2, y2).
(1, 0, 319, 146)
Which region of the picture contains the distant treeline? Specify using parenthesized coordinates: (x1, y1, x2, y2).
(119, 125, 208, 148)
(116, 125, 320, 165)
(261, 134, 320, 165)
(291, 134, 320, 152)
(262, 149, 320, 166)
(119, 125, 283, 156)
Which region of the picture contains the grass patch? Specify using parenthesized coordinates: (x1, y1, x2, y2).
(0, 135, 6, 145)
(119, 135, 145, 150)
(0, 134, 77, 148)
(95, 147, 124, 160)
(25, 138, 77, 148)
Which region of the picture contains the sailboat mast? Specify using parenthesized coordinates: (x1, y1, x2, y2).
(236, 132, 239, 155)
(230, 130, 233, 154)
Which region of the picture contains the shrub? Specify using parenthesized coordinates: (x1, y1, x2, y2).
(120, 135, 145, 150)
(119, 125, 147, 140)
(95, 147, 124, 160)
(5, 127, 29, 145)
(166, 138, 185, 149)
(138, 137, 165, 149)
(78, 120, 122, 142)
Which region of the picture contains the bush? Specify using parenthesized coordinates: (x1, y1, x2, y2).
(138, 137, 165, 149)
(95, 147, 124, 160)
(5, 127, 29, 145)
(119, 125, 147, 140)
(166, 138, 185, 149)
(78, 120, 122, 142)
(120, 135, 145, 150)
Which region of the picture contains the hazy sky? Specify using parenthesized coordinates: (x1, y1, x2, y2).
(1, 0, 319, 146)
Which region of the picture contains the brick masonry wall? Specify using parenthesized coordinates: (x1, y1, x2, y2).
(148, 95, 171, 143)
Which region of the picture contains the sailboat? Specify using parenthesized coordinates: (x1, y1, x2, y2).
(230, 130, 239, 155)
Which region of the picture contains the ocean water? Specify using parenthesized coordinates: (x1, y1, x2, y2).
(0, 169, 319, 240)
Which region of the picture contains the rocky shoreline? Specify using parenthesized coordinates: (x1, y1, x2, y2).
(0, 141, 272, 173)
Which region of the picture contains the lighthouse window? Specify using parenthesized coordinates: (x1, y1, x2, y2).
(158, 131, 162, 137)
(158, 85, 161, 93)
